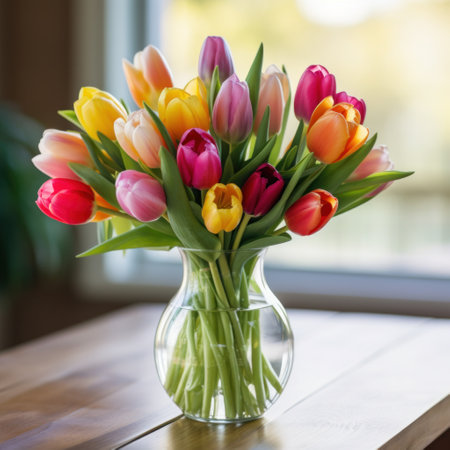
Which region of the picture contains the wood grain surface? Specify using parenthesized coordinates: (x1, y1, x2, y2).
(0, 305, 449, 450)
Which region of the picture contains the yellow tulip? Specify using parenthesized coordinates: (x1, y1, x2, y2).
(74, 87, 127, 140)
(158, 77, 210, 141)
(202, 183, 243, 234)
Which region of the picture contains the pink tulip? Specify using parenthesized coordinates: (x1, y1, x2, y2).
(177, 128, 222, 190)
(32, 130, 93, 180)
(114, 109, 165, 168)
(242, 163, 284, 216)
(294, 65, 336, 122)
(123, 45, 173, 109)
(212, 74, 253, 144)
(115, 170, 166, 222)
(285, 189, 338, 236)
(254, 65, 289, 136)
(348, 145, 394, 197)
(198, 36, 235, 85)
(36, 178, 95, 225)
(334, 91, 366, 124)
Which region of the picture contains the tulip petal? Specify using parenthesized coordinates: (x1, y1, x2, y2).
(341, 122, 369, 161)
(307, 111, 349, 164)
(308, 95, 334, 129)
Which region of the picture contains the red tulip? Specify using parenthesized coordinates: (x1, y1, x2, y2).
(334, 91, 366, 124)
(294, 65, 336, 122)
(242, 163, 284, 216)
(36, 178, 95, 225)
(177, 128, 222, 190)
(285, 189, 338, 236)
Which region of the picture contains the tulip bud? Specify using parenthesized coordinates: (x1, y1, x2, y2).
(32, 129, 93, 180)
(307, 96, 369, 164)
(198, 36, 235, 85)
(347, 145, 394, 197)
(212, 74, 253, 144)
(74, 87, 127, 140)
(202, 183, 243, 234)
(177, 128, 222, 190)
(158, 77, 210, 141)
(285, 189, 338, 236)
(115, 170, 166, 222)
(242, 163, 284, 216)
(36, 178, 95, 225)
(334, 91, 366, 124)
(123, 45, 174, 109)
(254, 65, 289, 136)
(294, 65, 336, 122)
(114, 109, 165, 168)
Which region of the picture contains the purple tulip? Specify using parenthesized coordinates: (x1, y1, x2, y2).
(294, 65, 336, 122)
(115, 170, 166, 222)
(212, 74, 253, 144)
(242, 163, 284, 216)
(177, 128, 222, 190)
(198, 36, 235, 85)
(333, 91, 366, 124)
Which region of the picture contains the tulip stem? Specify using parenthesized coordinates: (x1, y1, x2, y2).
(97, 206, 131, 220)
(273, 225, 288, 236)
(230, 214, 252, 264)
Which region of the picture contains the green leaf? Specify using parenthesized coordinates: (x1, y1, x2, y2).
(286, 164, 327, 208)
(336, 170, 414, 194)
(97, 132, 125, 170)
(245, 43, 264, 116)
(111, 217, 133, 235)
(159, 148, 221, 259)
(119, 146, 142, 171)
(68, 163, 120, 209)
(120, 98, 130, 115)
(335, 195, 372, 216)
(58, 110, 83, 130)
(80, 132, 115, 181)
(143, 103, 177, 156)
(244, 153, 314, 239)
(229, 135, 276, 186)
(253, 106, 270, 156)
(77, 225, 180, 257)
(310, 134, 377, 193)
(189, 201, 203, 223)
(208, 66, 221, 117)
(232, 233, 291, 275)
(144, 217, 177, 238)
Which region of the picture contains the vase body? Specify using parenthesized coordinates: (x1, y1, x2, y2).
(154, 248, 293, 423)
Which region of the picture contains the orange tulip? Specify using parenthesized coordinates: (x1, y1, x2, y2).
(307, 96, 369, 164)
(123, 45, 173, 109)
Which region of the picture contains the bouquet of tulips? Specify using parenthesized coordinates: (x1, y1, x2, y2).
(32, 36, 412, 420)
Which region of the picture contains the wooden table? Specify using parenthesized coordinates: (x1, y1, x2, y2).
(0, 305, 449, 449)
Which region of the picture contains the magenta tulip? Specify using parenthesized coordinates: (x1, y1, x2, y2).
(242, 164, 284, 216)
(285, 189, 338, 236)
(212, 74, 253, 144)
(115, 170, 166, 222)
(347, 145, 394, 197)
(177, 128, 222, 190)
(294, 65, 336, 122)
(36, 178, 95, 225)
(334, 91, 366, 124)
(198, 36, 235, 85)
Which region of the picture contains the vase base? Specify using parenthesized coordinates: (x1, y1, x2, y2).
(184, 413, 263, 425)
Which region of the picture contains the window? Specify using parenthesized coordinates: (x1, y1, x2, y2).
(75, 0, 450, 316)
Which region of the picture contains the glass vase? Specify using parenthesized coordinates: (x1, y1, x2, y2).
(154, 247, 294, 423)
